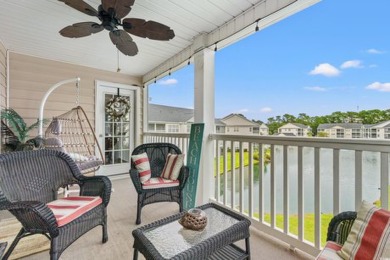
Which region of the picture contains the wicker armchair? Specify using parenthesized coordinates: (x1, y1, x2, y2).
(0, 150, 111, 260)
(326, 211, 357, 245)
(129, 143, 189, 224)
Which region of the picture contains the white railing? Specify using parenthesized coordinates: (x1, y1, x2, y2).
(143, 132, 390, 256)
(143, 132, 190, 155)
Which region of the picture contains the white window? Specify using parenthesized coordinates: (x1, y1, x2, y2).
(167, 124, 179, 133)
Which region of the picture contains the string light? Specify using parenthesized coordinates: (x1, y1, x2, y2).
(214, 42, 218, 52)
(255, 20, 259, 31)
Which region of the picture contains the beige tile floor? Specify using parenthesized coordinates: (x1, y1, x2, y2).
(1, 177, 315, 260)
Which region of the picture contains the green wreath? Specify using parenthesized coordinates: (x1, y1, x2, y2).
(105, 96, 130, 120)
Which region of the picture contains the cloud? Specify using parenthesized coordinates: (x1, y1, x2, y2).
(309, 63, 340, 77)
(340, 60, 363, 69)
(158, 78, 178, 85)
(367, 48, 384, 54)
(366, 82, 390, 92)
(260, 107, 272, 113)
(304, 86, 327, 92)
(238, 108, 249, 113)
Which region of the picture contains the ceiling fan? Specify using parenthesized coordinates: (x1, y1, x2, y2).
(58, 0, 175, 56)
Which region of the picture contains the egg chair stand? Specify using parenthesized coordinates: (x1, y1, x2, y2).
(38, 78, 104, 175)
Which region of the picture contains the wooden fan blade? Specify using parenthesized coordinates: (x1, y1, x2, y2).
(102, 0, 135, 19)
(109, 30, 138, 56)
(60, 22, 103, 38)
(58, 0, 98, 16)
(123, 18, 175, 41)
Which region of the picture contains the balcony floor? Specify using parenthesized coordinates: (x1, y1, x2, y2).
(2, 177, 315, 260)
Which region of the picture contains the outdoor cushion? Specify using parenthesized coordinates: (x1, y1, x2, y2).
(47, 196, 102, 227)
(161, 153, 184, 180)
(132, 152, 152, 183)
(338, 200, 390, 259)
(142, 177, 180, 189)
(315, 241, 343, 260)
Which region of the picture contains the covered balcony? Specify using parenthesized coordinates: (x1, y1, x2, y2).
(1, 0, 389, 259)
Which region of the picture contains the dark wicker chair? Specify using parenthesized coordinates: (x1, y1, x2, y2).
(129, 143, 189, 224)
(0, 150, 111, 260)
(326, 211, 357, 245)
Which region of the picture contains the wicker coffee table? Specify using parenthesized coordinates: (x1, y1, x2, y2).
(132, 203, 251, 259)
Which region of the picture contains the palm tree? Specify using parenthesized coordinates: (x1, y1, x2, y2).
(1, 108, 45, 151)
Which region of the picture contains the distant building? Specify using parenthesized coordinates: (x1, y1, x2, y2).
(147, 105, 268, 135)
(364, 120, 390, 139)
(278, 123, 311, 137)
(148, 104, 193, 133)
(317, 123, 363, 138)
(220, 114, 268, 135)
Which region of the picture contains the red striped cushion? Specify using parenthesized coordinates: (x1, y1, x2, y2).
(161, 153, 184, 180)
(47, 196, 102, 227)
(142, 177, 180, 189)
(131, 152, 151, 183)
(316, 241, 343, 260)
(338, 201, 390, 259)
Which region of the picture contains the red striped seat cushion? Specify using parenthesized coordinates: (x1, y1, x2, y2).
(142, 177, 180, 189)
(338, 200, 390, 259)
(316, 241, 343, 260)
(131, 152, 151, 183)
(161, 153, 184, 180)
(47, 196, 102, 227)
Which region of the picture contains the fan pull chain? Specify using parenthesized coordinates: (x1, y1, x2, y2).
(76, 79, 80, 105)
(117, 49, 121, 72)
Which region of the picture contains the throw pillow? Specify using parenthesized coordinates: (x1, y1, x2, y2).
(337, 200, 390, 259)
(161, 153, 184, 180)
(131, 152, 151, 183)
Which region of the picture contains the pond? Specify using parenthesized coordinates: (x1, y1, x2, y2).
(220, 147, 382, 214)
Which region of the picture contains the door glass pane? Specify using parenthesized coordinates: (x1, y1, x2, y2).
(103, 92, 132, 168)
(122, 150, 130, 163)
(105, 151, 113, 165)
(105, 123, 112, 136)
(122, 137, 129, 148)
(114, 151, 122, 164)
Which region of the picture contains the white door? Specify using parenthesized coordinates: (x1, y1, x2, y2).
(96, 82, 137, 176)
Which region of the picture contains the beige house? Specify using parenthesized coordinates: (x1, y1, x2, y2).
(317, 123, 363, 138)
(364, 121, 390, 139)
(147, 104, 194, 133)
(278, 123, 311, 137)
(220, 114, 268, 136)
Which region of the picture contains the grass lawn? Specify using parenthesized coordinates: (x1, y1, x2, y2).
(256, 213, 333, 247)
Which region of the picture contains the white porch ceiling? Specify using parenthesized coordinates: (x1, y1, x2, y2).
(0, 0, 319, 80)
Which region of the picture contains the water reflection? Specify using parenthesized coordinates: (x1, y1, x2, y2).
(220, 147, 382, 214)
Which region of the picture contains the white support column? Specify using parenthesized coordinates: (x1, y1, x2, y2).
(194, 48, 215, 205)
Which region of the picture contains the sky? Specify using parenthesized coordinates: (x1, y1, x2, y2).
(148, 0, 390, 122)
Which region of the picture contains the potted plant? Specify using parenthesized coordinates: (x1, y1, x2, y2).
(1, 108, 45, 151)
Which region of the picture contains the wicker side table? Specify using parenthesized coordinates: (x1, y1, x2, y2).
(132, 203, 251, 260)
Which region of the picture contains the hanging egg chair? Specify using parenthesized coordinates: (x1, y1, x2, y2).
(44, 106, 104, 174)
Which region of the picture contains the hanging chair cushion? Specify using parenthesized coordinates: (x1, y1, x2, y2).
(141, 177, 180, 190)
(77, 159, 103, 171)
(44, 137, 66, 153)
(131, 152, 152, 183)
(47, 196, 102, 227)
(161, 153, 184, 181)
